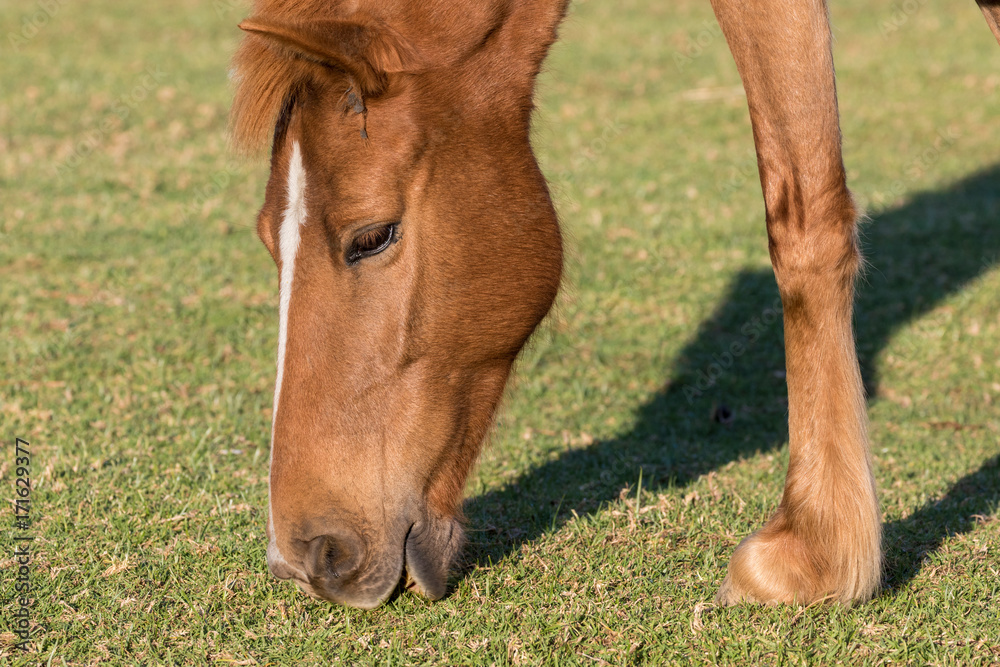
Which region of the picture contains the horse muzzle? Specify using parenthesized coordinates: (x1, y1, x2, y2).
(266, 513, 464, 609)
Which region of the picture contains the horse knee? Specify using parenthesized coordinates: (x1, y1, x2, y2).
(763, 182, 862, 315)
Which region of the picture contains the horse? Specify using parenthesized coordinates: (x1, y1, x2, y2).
(228, 0, 1000, 609)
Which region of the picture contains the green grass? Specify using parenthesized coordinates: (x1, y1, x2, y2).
(2, 0, 999, 664)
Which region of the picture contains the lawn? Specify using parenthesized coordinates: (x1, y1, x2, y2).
(2, 0, 999, 664)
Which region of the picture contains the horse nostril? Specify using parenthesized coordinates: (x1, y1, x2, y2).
(404, 518, 464, 601)
(303, 532, 365, 586)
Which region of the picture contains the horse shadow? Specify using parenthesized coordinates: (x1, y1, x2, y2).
(462, 163, 1000, 596)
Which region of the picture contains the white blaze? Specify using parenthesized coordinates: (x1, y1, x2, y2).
(273, 140, 308, 425)
(268, 140, 307, 570)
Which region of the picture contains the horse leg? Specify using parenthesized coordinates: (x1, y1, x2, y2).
(977, 0, 1000, 43)
(708, 0, 881, 605)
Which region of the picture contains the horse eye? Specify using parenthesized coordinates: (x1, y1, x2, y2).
(346, 224, 397, 265)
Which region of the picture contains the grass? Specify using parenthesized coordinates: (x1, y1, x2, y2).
(2, 0, 999, 664)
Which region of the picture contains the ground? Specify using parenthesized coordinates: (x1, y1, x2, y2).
(1, 0, 999, 664)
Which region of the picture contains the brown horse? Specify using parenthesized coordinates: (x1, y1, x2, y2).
(229, 0, 1000, 609)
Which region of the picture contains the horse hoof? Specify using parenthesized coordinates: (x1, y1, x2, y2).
(715, 515, 880, 606)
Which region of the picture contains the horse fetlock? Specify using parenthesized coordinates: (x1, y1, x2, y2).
(716, 504, 881, 606)
(716, 518, 819, 606)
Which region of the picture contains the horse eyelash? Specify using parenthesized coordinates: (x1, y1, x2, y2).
(345, 224, 397, 265)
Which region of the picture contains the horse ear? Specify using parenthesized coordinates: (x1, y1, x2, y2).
(238, 17, 422, 98)
(484, 0, 571, 88)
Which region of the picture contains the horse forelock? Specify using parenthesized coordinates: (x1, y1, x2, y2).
(230, 33, 307, 155)
(229, 0, 568, 154)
